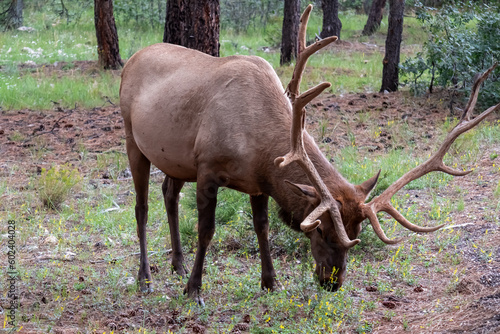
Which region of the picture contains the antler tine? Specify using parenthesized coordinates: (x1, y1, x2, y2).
(364, 63, 500, 243)
(462, 62, 498, 121)
(275, 5, 358, 249)
(286, 4, 338, 102)
(363, 207, 403, 244)
(298, 4, 312, 55)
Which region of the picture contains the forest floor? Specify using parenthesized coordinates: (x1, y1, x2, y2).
(1, 61, 499, 333)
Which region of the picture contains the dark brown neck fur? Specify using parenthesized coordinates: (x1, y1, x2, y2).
(267, 132, 351, 231)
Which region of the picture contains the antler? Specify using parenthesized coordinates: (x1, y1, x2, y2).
(363, 63, 500, 244)
(286, 5, 338, 102)
(274, 5, 359, 248)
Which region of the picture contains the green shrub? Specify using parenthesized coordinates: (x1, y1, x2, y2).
(38, 164, 82, 209)
(401, 3, 500, 107)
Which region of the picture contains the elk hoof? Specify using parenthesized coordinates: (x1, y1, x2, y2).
(261, 274, 279, 292)
(171, 264, 188, 278)
(183, 285, 205, 307)
(138, 279, 154, 293)
(138, 269, 153, 293)
(261, 279, 277, 292)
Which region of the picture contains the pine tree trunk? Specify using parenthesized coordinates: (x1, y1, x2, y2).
(280, 0, 300, 65)
(164, 0, 220, 57)
(380, 0, 404, 92)
(94, 0, 123, 70)
(1, 0, 23, 30)
(362, 0, 386, 36)
(320, 0, 342, 40)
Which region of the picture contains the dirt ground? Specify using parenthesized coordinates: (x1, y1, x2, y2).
(1, 62, 499, 333)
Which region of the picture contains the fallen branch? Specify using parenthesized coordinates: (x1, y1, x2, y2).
(23, 111, 72, 144)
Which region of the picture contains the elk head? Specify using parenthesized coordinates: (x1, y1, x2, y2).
(276, 5, 500, 291)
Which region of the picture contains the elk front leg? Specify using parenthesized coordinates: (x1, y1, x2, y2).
(184, 173, 219, 306)
(126, 139, 152, 293)
(250, 194, 277, 291)
(162, 176, 188, 276)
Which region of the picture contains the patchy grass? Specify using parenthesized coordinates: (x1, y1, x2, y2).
(0, 8, 427, 110)
(1, 99, 499, 332)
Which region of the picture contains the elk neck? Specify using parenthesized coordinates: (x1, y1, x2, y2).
(265, 131, 354, 232)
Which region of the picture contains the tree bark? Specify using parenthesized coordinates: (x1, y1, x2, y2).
(1, 0, 23, 30)
(320, 0, 342, 40)
(94, 0, 123, 70)
(380, 0, 404, 92)
(362, 0, 386, 36)
(164, 0, 220, 57)
(280, 0, 300, 65)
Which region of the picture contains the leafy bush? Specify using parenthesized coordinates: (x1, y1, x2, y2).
(339, 0, 365, 13)
(114, 0, 165, 28)
(401, 3, 500, 107)
(221, 0, 282, 33)
(38, 164, 82, 209)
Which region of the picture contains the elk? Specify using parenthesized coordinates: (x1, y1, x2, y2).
(120, 5, 499, 305)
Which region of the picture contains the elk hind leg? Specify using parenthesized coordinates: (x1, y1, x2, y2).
(162, 176, 187, 277)
(127, 139, 152, 292)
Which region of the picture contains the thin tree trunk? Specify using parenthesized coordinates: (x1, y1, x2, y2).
(320, 0, 342, 40)
(362, 0, 386, 36)
(380, 0, 404, 92)
(1, 0, 23, 30)
(94, 0, 123, 70)
(164, 0, 220, 57)
(280, 0, 300, 65)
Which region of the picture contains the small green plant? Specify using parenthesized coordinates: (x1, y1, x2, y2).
(8, 131, 25, 142)
(402, 316, 409, 331)
(384, 310, 396, 321)
(456, 196, 465, 211)
(96, 152, 129, 179)
(318, 119, 329, 141)
(38, 164, 82, 209)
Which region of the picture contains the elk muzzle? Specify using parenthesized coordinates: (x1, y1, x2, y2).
(315, 260, 346, 292)
(309, 228, 348, 292)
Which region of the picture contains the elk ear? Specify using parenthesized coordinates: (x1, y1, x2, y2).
(285, 180, 319, 204)
(357, 169, 381, 200)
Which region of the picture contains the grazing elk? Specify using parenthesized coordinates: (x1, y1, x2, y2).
(120, 5, 499, 305)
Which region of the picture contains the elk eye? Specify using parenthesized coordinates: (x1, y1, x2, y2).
(317, 227, 323, 237)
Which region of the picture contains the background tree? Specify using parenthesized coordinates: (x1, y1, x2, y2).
(0, 0, 23, 30)
(362, 0, 386, 36)
(94, 0, 123, 69)
(280, 0, 300, 65)
(320, 0, 341, 40)
(381, 0, 405, 92)
(164, 0, 220, 57)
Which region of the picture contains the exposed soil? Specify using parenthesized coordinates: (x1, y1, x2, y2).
(1, 60, 499, 333)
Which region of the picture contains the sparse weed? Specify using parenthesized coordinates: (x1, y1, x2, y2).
(38, 163, 82, 209)
(95, 151, 129, 179)
(8, 131, 25, 142)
